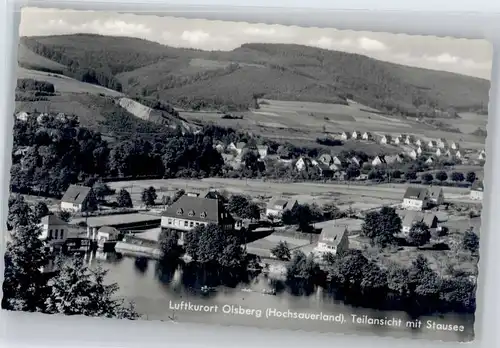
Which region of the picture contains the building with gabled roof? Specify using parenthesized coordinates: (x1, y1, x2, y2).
(427, 186, 444, 206)
(470, 181, 484, 200)
(60, 185, 95, 212)
(39, 214, 70, 245)
(266, 197, 298, 219)
(401, 211, 438, 234)
(314, 225, 349, 256)
(402, 187, 429, 211)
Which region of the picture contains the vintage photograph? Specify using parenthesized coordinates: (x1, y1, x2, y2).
(3, 7, 491, 342)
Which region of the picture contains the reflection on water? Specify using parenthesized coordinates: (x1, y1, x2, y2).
(89, 252, 474, 342)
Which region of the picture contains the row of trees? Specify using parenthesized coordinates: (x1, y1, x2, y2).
(3, 199, 138, 318)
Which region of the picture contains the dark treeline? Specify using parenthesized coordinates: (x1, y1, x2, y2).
(16, 78, 55, 93)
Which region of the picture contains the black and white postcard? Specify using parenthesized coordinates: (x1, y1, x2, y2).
(3, 7, 491, 343)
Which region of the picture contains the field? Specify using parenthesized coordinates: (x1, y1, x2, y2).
(17, 43, 66, 73)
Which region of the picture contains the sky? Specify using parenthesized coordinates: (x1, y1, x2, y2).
(18, 8, 493, 80)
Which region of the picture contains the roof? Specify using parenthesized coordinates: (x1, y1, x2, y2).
(61, 185, 92, 204)
(319, 225, 347, 246)
(402, 211, 437, 228)
(428, 186, 443, 198)
(257, 145, 268, 150)
(236, 142, 247, 149)
(403, 187, 427, 200)
(71, 213, 160, 228)
(162, 196, 233, 224)
(98, 226, 120, 235)
(40, 214, 67, 226)
(471, 181, 484, 191)
(428, 140, 437, 145)
(267, 196, 297, 210)
(319, 153, 333, 162)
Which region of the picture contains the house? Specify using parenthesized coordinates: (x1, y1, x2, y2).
(404, 135, 414, 145)
(385, 154, 404, 165)
(444, 149, 452, 157)
(450, 142, 459, 150)
(257, 145, 268, 159)
(15, 111, 29, 121)
(96, 226, 120, 248)
(228, 142, 247, 155)
(478, 151, 486, 160)
(350, 157, 362, 167)
(318, 153, 333, 165)
(409, 150, 418, 160)
(401, 211, 438, 235)
(332, 156, 344, 166)
(351, 131, 360, 140)
(39, 214, 70, 245)
(416, 146, 423, 155)
(435, 148, 443, 157)
(425, 157, 434, 164)
(314, 225, 349, 256)
(415, 139, 423, 147)
(316, 163, 334, 177)
(295, 157, 313, 171)
(453, 150, 462, 159)
(470, 181, 484, 200)
(266, 197, 299, 219)
(60, 185, 95, 212)
(160, 196, 235, 244)
(394, 136, 402, 145)
(340, 131, 351, 140)
(329, 163, 341, 171)
(200, 190, 228, 203)
(372, 155, 387, 166)
(427, 140, 437, 149)
(437, 138, 448, 149)
(362, 132, 373, 140)
(427, 186, 444, 206)
(380, 135, 392, 144)
(402, 187, 429, 211)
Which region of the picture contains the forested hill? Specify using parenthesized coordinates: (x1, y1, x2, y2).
(20, 34, 490, 116)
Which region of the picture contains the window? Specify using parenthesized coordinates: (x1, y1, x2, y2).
(200, 212, 207, 218)
(184, 221, 188, 227)
(177, 208, 184, 215)
(189, 221, 194, 227)
(195, 222, 199, 226)
(49, 229, 53, 239)
(54, 230, 58, 239)
(188, 210, 195, 217)
(60, 230, 64, 239)
(168, 219, 172, 225)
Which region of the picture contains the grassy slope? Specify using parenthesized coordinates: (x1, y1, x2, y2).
(21, 34, 490, 115)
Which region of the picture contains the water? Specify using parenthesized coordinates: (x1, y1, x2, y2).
(88, 252, 474, 342)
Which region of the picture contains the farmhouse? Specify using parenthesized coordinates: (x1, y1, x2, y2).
(318, 153, 333, 165)
(296, 157, 313, 171)
(351, 131, 360, 140)
(39, 214, 70, 245)
(401, 211, 438, 235)
(427, 186, 444, 206)
(341, 131, 351, 140)
(362, 132, 373, 140)
(470, 181, 484, 200)
(427, 140, 437, 149)
(161, 196, 235, 243)
(380, 135, 392, 144)
(257, 145, 269, 159)
(372, 155, 386, 166)
(266, 197, 299, 219)
(60, 185, 95, 212)
(402, 187, 429, 211)
(437, 138, 448, 149)
(313, 225, 349, 256)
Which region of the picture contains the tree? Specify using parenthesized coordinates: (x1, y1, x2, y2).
(184, 228, 201, 260)
(435, 171, 448, 182)
(7, 195, 33, 231)
(271, 241, 291, 261)
(172, 189, 185, 202)
(408, 221, 431, 246)
(287, 251, 320, 280)
(345, 165, 360, 180)
(462, 229, 479, 253)
(2, 218, 49, 311)
(158, 229, 180, 260)
(45, 257, 138, 319)
(243, 203, 261, 221)
(93, 182, 113, 201)
(328, 250, 368, 286)
(391, 170, 402, 179)
(451, 172, 465, 182)
(117, 188, 133, 208)
(228, 195, 250, 217)
(33, 201, 49, 222)
(141, 186, 157, 207)
(421, 173, 434, 183)
(58, 210, 72, 222)
(361, 206, 401, 247)
(405, 171, 417, 180)
(466, 172, 477, 184)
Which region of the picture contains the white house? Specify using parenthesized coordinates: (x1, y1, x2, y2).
(394, 136, 402, 145)
(478, 151, 486, 160)
(415, 139, 423, 147)
(453, 150, 462, 159)
(350, 157, 362, 167)
(340, 132, 351, 140)
(402, 187, 429, 211)
(416, 146, 423, 155)
(385, 154, 404, 164)
(372, 156, 387, 166)
(97, 226, 120, 248)
(435, 148, 443, 157)
(380, 135, 392, 144)
(437, 138, 448, 149)
(401, 211, 438, 235)
(295, 157, 313, 171)
(60, 185, 95, 212)
(332, 156, 343, 165)
(409, 150, 418, 160)
(351, 131, 360, 140)
(425, 157, 434, 164)
(427, 186, 445, 206)
(257, 145, 269, 159)
(450, 142, 459, 150)
(313, 225, 349, 256)
(362, 132, 373, 140)
(470, 181, 484, 200)
(39, 214, 70, 245)
(318, 153, 333, 166)
(427, 140, 437, 149)
(266, 197, 299, 219)
(404, 135, 414, 145)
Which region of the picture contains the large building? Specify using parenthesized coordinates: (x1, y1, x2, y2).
(402, 187, 429, 211)
(314, 225, 349, 256)
(427, 186, 445, 206)
(161, 196, 235, 243)
(60, 185, 95, 212)
(265, 197, 298, 219)
(401, 211, 438, 235)
(39, 214, 71, 245)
